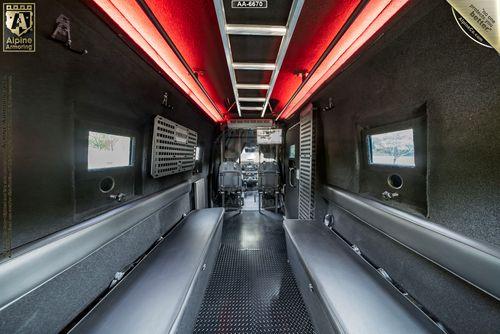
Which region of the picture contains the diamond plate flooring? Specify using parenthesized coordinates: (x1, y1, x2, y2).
(193, 211, 315, 333)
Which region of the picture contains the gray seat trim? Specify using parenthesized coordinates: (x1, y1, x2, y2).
(0, 182, 191, 311)
(322, 185, 500, 300)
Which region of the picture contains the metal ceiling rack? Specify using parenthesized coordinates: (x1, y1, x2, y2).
(213, 0, 304, 118)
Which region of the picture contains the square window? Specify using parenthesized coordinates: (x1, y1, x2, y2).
(88, 131, 132, 170)
(368, 129, 415, 167)
(289, 144, 296, 159)
(195, 146, 202, 161)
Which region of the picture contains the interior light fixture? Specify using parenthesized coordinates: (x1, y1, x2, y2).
(226, 24, 287, 36)
(236, 83, 270, 90)
(277, 0, 410, 120)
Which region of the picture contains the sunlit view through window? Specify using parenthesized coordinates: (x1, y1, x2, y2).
(240, 146, 275, 163)
(369, 129, 415, 167)
(88, 131, 132, 170)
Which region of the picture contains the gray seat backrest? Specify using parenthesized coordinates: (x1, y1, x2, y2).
(218, 162, 243, 190)
(258, 161, 280, 190)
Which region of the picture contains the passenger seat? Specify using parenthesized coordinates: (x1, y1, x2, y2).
(70, 208, 224, 334)
(284, 219, 445, 334)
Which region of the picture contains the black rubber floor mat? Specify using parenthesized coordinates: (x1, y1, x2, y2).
(193, 211, 315, 333)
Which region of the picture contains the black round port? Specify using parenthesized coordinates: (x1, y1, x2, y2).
(99, 176, 115, 193)
(387, 174, 403, 189)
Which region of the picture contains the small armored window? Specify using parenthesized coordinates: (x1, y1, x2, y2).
(88, 131, 132, 170)
(368, 129, 415, 167)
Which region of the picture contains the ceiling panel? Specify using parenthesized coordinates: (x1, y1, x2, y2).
(238, 89, 267, 98)
(240, 101, 266, 107)
(230, 35, 281, 63)
(235, 70, 273, 84)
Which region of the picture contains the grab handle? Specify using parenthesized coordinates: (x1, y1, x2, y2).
(289, 167, 296, 188)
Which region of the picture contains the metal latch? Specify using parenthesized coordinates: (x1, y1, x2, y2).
(382, 191, 399, 200)
(323, 214, 334, 229)
(377, 268, 393, 283)
(110, 193, 126, 202)
(109, 271, 125, 288)
(351, 244, 362, 256)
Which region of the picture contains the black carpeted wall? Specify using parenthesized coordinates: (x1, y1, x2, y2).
(314, 0, 500, 247)
(0, 0, 217, 253)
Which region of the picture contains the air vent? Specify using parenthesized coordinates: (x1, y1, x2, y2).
(150, 116, 197, 178)
(298, 106, 316, 220)
(227, 119, 274, 129)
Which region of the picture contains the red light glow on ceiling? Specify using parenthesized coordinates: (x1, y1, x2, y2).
(91, 0, 224, 122)
(143, 0, 232, 120)
(90, 0, 409, 122)
(270, 0, 362, 115)
(277, 0, 410, 120)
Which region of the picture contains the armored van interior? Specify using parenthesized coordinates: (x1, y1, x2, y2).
(0, 0, 499, 333)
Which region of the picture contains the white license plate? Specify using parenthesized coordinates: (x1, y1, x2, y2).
(231, 1, 268, 9)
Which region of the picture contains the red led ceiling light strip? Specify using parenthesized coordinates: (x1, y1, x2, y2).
(278, 0, 410, 120)
(91, 0, 224, 122)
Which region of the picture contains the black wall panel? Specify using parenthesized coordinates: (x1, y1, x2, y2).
(313, 0, 500, 247)
(0, 0, 217, 252)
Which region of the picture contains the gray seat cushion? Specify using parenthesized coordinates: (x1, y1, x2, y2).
(284, 219, 443, 334)
(71, 208, 224, 334)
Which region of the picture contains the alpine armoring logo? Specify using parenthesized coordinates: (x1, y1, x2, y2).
(3, 3, 35, 52)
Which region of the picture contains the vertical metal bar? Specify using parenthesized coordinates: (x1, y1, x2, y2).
(275, 190, 278, 213)
(258, 191, 262, 213)
(275, 144, 279, 213)
(261, 0, 305, 117)
(220, 130, 225, 162)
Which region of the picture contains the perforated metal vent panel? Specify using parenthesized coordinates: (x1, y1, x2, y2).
(298, 107, 316, 220)
(150, 115, 197, 178)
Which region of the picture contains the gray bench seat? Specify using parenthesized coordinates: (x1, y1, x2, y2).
(71, 208, 224, 334)
(284, 219, 444, 334)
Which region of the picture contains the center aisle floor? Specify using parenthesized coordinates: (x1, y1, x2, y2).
(193, 211, 315, 333)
